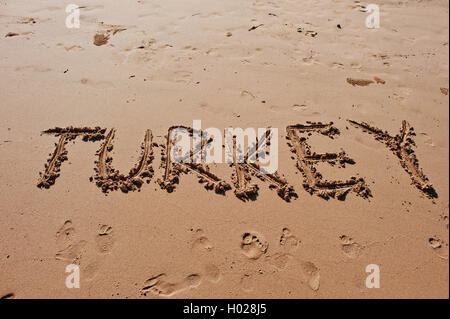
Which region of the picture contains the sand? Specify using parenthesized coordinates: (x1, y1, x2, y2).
(0, 0, 448, 299)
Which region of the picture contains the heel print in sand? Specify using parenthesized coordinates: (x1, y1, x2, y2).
(286, 122, 371, 200)
(300, 261, 320, 291)
(339, 235, 363, 258)
(37, 127, 106, 188)
(348, 120, 438, 198)
(266, 228, 300, 270)
(428, 237, 449, 259)
(91, 128, 155, 193)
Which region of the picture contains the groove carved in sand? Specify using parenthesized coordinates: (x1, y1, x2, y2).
(37, 127, 106, 188)
(0, 293, 15, 299)
(348, 119, 437, 198)
(231, 136, 259, 201)
(158, 126, 231, 194)
(286, 122, 371, 200)
(92, 128, 155, 193)
(231, 132, 296, 202)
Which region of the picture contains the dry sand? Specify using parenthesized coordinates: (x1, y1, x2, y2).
(0, 0, 448, 298)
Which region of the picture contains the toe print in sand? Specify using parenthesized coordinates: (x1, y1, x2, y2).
(428, 237, 449, 260)
(95, 225, 115, 254)
(339, 235, 364, 259)
(240, 232, 269, 260)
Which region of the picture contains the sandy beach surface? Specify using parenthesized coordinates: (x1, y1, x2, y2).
(0, 0, 448, 298)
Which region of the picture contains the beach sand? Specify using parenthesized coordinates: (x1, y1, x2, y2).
(0, 0, 448, 298)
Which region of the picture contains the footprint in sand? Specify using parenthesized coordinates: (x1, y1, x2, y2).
(55, 221, 114, 281)
(56, 220, 76, 248)
(302, 51, 317, 65)
(55, 220, 87, 262)
(84, 224, 115, 280)
(239, 274, 255, 293)
(240, 232, 269, 260)
(203, 264, 221, 283)
(300, 261, 320, 291)
(428, 237, 449, 259)
(173, 70, 192, 83)
(339, 235, 363, 258)
(141, 228, 220, 298)
(82, 261, 102, 281)
(419, 132, 436, 148)
(439, 205, 449, 230)
(95, 225, 115, 254)
(190, 228, 221, 283)
(141, 273, 202, 297)
(55, 240, 88, 263)
(266, 252, 293, 270)
(279, 228, 299, 251)
(191, 228, 213, 252)
(266, 228, 299, 269)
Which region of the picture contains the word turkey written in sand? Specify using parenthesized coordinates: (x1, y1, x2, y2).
(37, 120, 437, 201)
